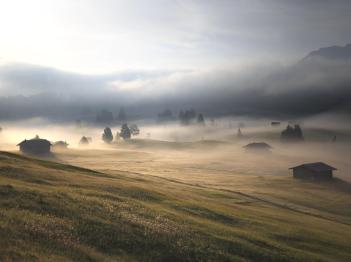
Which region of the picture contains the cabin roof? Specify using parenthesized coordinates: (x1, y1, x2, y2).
(17, 138, 52, 146)
(243, 142, 272, 149)
(289, 162, 337, 172)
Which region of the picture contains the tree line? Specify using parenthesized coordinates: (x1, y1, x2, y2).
(102, 123, 140, 144)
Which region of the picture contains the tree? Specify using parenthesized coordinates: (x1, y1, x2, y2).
(120, 124, 131, 140)
(237, 128, 243, 139)
(210, 118, 215, 126)
(96, 109, 113, 123)
(157, 109, 174, 122)
(129, 124, 140, 136)
(294, 124, 303, 139)
(197, 113, 205, 125)
(115, 132, 120, 141)
(332, 135, 336, 142)
(117, 108, 126, 122)
(79, 136, 89, 145)
(75, 119, 82, 129)
(179, 109, 197, 125)
(102, 127, 113, 143)
(281, 124, 304, 142)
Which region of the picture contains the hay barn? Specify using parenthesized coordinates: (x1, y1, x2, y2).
(289, 162, 336, 180)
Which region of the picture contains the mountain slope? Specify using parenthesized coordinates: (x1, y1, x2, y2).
(303, 44, 351, 61)
(1, 151, 351, 261)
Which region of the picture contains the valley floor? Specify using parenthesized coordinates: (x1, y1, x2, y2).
(1, 141, 351, 261)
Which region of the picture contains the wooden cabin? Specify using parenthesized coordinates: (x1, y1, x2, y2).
(17, 137, 52, 155)
(289, 162, 336, 180)
(243, 142, 272, 151)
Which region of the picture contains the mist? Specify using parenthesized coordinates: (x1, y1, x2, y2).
(1, 52, 351, 123)
(2, 2, 351, 260)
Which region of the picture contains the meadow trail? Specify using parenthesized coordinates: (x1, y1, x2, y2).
(106, 168, 351, 227)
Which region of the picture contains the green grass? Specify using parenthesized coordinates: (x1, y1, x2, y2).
(1, 151, 351, 261)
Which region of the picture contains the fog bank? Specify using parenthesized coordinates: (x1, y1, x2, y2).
(1, 55, 351, 121)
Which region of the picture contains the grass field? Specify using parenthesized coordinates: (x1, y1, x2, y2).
(1, 140, 351, 261)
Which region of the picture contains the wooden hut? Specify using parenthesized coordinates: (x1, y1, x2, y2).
(243, 142, 272, 151)
(53, 141, 69, 149)
(17, 136, 51, 155)
(289, 162, 336, 180)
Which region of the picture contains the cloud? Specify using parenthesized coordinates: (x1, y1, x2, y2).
(1, 1, 351, 72)
(0, 62, 177, 97)
(0, 56, 351, 121)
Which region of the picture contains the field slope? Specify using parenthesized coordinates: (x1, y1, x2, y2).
(1, 151, 351, 261)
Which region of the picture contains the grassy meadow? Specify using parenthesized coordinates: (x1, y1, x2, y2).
(1, 135, 351, 261)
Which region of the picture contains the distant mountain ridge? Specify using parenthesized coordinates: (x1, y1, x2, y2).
(303, 43, 351, 61)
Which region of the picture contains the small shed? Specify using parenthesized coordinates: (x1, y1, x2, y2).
(244, 142, 272, 151)
(53, 141, 69, 149)
(17, 136, 52, 155)
(289, 162, 336, 180)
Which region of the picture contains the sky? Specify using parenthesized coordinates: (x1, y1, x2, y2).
(1, 0, 351, 73)
(0, 0, 351, 120)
